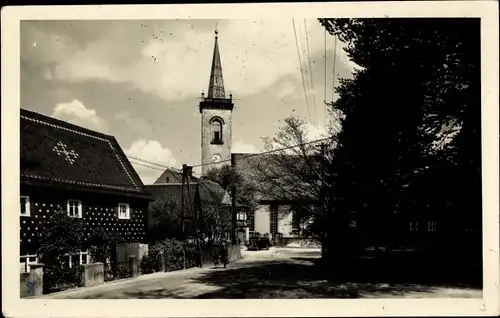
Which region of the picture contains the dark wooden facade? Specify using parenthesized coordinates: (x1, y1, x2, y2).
(20, 108, 151, 268)
(20, 184, 149, 255)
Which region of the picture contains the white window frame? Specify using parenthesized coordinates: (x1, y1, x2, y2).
(237, 211, 246, 221)
(118, 203, 130, 220)
(20, 254, 38, 273)
(428, 220, 437, 232)
(67, 199, 82, 218)
(20, 196, 30, 217)
(64, 250, 90, 268)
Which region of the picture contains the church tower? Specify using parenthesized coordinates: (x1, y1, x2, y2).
(199, 29, 234, 176)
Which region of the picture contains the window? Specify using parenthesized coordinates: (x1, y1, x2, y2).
(67, 199, 82, 218)
(20, 254, 38, 273)
(64, 250, 89, 268)
(291, 209, 300, 231)
(428, 220, 437, 232)
(20, 196, 30, 216)
(248, 211, 255, 232)
(270, 205, 278, 235)
(211, 118, 223, 143)
(118, 203, 130, 219)
(237, 211, 247, 221)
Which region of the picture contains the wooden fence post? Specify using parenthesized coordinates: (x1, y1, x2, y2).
(129, 255, 139, 278)
(183, 248, 186, 269)
(159, 251, 166, 272)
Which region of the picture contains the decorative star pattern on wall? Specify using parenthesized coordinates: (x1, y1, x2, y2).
(20, 201, 147, 254)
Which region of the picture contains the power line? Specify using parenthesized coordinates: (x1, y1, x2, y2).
(127, 155, 182, 172)
(191, 136, 334, 169)
(332, 35, 337, 104)
(128, 159, 166, 172)
(324, 28, 328, 131)
(304, 19, 318, 128)
(292, 18, 314, 127)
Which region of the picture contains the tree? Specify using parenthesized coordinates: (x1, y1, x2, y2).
(37, 208, 86, 292)
(227, 116, 334, 246)
(38, 208, 85, 264)
(148, 192, 185, 242)
(205, 164, 258, 211)
(318, 18, 481, 273)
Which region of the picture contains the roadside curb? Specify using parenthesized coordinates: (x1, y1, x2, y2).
(35, 255, 246, 299)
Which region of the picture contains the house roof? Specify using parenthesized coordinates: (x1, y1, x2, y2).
(20, 109, 147, 196)
(154, 168, 196, 184)
(197, 178, 232, 205)
(146, 179, 233, 206)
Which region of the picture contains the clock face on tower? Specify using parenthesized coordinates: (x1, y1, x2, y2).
(212, 154, 222, 163)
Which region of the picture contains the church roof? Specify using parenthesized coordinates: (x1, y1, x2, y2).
(207, 30, 225, 99)
(20, 108, 148, 196)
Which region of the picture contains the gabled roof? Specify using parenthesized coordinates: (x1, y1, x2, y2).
(146, 179, 232, 206)
(197, 178, 232, 205)
(154, 168, 196, 184)
(20, 108, 147, 196)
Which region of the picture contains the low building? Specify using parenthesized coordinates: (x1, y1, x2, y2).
(231, 153, 320, 246)
(146, 168, 247, 244)
(20, 109, 151, 272)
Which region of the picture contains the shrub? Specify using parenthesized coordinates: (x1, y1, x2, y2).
(144, 238, 198, 272)
(140, 253, 159, 274)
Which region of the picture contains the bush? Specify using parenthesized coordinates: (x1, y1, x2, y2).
(140, 253, 159, 274)
(144, 238, 198, 272)
(43, 265, 83, 294)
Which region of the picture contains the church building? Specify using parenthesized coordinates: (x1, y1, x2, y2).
(198, 30, 309, 246)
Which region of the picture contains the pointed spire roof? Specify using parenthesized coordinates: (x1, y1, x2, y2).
(207, 29, 225, 99)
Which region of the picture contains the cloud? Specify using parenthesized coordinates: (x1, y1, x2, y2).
(52, 99, 108, 132)
(125, 139, 177, 184)
(305, 123, 328, 142)
(26, 19, 356, 103)
(114, 111, 152, 137)
(233, 139, 259, 154)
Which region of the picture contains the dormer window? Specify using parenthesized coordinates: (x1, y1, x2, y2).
(210, 118, 223, 144)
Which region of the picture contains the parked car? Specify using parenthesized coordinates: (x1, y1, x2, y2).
(247, 237, 271, 251)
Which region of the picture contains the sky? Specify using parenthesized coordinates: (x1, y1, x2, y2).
(20, 19, 355, 184)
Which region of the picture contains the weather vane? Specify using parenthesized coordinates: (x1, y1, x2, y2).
(215, 22, 219, 38)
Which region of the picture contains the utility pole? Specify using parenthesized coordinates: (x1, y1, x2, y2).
(231, 155, 237, 245)
(181, 164, 203, 267)
(181, 164, 187, 269)
(319, 143, 327, 258)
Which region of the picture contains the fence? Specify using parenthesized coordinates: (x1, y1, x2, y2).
(140, 244, 242, 273)
(42, 265, 83, 294)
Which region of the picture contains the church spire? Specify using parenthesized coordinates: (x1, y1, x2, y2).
(207, 28, 225, 98)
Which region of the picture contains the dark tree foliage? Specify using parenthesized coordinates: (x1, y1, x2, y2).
(318, 18, 481, 274)
(206, 164, 259, 212)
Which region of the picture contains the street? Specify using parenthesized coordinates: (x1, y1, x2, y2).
(44, 247, 482, 299)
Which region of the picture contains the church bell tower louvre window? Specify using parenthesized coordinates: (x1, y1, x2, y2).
(211, 118, 223, 144)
